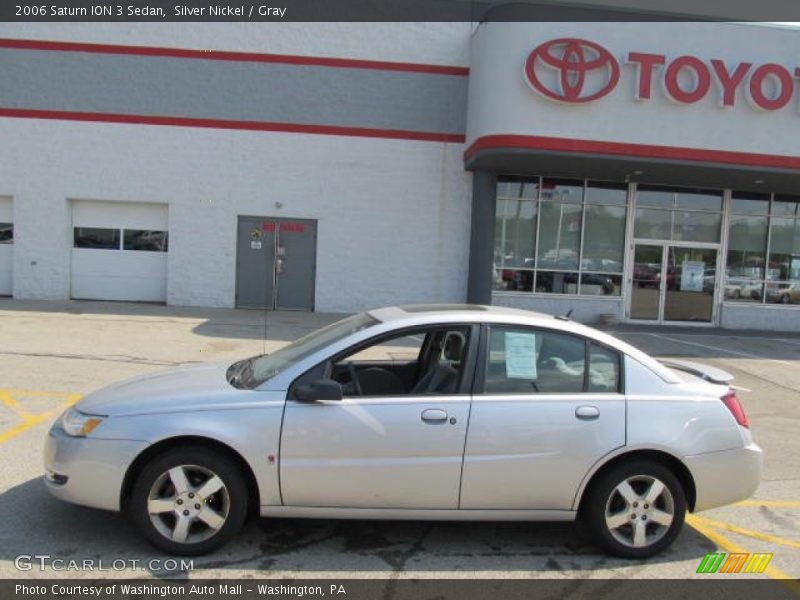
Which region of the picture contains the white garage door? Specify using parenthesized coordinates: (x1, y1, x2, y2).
(0, 197, 12, 296)
(71, 200, 168, 302)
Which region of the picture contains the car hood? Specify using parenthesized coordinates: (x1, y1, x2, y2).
(76, 361, 247, 417)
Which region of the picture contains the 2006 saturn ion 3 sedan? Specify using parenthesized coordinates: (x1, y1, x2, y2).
(45, 305, 762, 557)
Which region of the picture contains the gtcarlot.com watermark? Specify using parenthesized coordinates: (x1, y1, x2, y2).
(14, 554, 193, 572)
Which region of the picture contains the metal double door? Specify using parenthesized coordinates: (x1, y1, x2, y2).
(236, 216, 317, 310)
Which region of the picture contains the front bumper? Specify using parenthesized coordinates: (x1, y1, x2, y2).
(44, 423, 149, 512)
(685, 442, 763, 512)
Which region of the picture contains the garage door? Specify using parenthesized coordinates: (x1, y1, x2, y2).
(0, 197, 12, 296)
(71, 200, 168, 302)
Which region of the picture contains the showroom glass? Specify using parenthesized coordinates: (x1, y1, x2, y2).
(123, 230, 169, 252)
(0, 223, 12, 244)
(73, 227, 121, 249)
(493, 178, 627, 296)
(249, 313, 378, 386)
(725, 193, 769, 304)
(634, 186, 722, 243)
(484, 327, 620, 394)
(726, 192, 800, 305)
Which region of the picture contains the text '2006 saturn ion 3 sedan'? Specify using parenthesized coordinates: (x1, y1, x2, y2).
(44, 305, 762, 557)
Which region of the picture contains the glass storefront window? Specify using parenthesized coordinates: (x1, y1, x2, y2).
(634, 186, 722, 243)
(731, 192, 770, 215)
(582, 205, 626, 273)
(493, 177, 627, 297)
(537, 202, 582, 270)
(725, 212, 767, 303)
(768, 217, 800, 282)
(773, 194, 800, 218)
(672, 210, 721, 243)
(540, 179, 583, 204)
(725, 191, 800, 305)
(535, 271, 580, 294)
(634, 208, 671, 239)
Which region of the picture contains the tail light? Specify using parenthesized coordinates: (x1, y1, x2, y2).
(721, 390, 749, 428)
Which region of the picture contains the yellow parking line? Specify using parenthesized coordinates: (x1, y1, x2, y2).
(737, 500, 800, 508)
(692, 514, 800, 551)
(0, 390, 35, 420)
(0, 391, 81, 445)
(687, 515, 800, 594)
(2, 388, 76, 398)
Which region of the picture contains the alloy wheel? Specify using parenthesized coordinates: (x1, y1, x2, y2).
(147, 464, 230, 544)
(604, 474, 675, 549)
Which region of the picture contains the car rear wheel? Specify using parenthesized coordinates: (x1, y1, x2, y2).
(130, 446, 248, 555)
(583, 460, 686, 558)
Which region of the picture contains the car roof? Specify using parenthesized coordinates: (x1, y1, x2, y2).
(370, 303, 558, 323)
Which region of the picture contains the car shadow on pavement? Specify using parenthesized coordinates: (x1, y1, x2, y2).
(0, 477, 717, 578)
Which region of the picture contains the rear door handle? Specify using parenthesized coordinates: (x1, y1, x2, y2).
(421, 409, 448, 424)
(575, 405, 600, 420)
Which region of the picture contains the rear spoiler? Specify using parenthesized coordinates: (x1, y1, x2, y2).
(657, 359, 735, 385)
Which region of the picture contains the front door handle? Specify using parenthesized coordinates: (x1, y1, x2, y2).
(575, 405, 600, 420)
(421, 408, 448, 424)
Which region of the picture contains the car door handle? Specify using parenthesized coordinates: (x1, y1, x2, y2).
(421, 409, 448, 424)
(575, 405, 600, 420)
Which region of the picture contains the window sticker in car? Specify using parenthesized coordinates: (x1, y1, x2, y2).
(504, 332, 538, 380)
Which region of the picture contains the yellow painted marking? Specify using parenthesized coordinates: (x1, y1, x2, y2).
(687, 515, 800, 594)
(737, 500, 800, 508)
(0, 389, 34, 420)
(2, 388, 76, 398)
(692, 514, 800, 551)
(0, 390, 81, 445)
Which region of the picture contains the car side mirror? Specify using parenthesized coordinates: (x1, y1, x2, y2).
(294, 379, 343, 402)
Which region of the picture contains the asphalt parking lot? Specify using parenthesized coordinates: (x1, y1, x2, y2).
(0, 298, 798, 584)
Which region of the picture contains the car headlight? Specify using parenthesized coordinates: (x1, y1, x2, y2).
(60, 407, 105, 437)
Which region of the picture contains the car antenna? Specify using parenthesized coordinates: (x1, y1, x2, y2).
(555, 309, 573, 321)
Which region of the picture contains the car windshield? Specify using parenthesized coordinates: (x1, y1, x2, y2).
(245, 312, 378, 387)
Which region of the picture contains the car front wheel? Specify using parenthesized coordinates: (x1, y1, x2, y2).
(583, 460, 687, 558)
(130, 446, 248, 555)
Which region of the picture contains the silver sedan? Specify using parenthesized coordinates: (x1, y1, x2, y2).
(44, 305, 762, 558)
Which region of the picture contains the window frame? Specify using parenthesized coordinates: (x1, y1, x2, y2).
(494, 176, 628, 298)
(73, 226, 169, 252)
(723, 192, 800, 307)
(0, 222, 12, 244)
(475, 324, 625, 396)
(288, 323, 481, 400)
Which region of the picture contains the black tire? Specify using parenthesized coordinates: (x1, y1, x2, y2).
(582, 460, 687, 559)
(130, 445, 248, 555)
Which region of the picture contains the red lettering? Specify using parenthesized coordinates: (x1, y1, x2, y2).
(710, 60, 751, 107)
(627, 52, 666, 99)
(748, 63, 794, 110)
(262, 222, 275, 232)
(664, 56, 711, 103)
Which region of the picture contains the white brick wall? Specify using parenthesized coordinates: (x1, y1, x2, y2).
(3, 23, 473, 66)
(0, 119, 472, 311)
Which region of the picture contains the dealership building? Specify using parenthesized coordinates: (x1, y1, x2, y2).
(2, 20, 800, 329)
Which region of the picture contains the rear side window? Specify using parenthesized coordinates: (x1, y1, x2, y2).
(485, 326, 585, 394)
(588, 343, 621, 393)
(484, 327, 622, 394)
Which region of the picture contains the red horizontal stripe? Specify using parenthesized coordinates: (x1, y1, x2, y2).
(0, 38, 470, 76)
(0, 108, 466, 144)
(464, 134, 800, 171)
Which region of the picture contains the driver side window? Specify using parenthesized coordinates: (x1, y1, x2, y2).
(330, 326, 471, 397)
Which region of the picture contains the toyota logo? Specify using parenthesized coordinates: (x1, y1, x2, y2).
(525, 38, 620, 103)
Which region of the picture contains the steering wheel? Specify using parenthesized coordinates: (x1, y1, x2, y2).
(346, 362, 363, 396)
